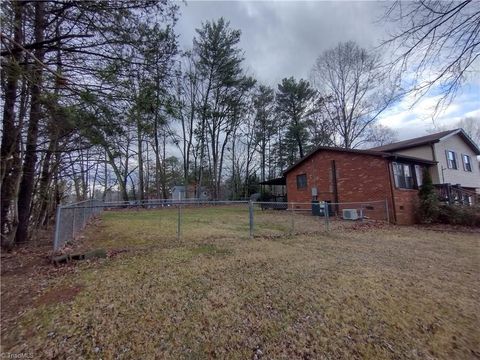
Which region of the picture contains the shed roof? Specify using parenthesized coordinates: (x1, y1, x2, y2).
(259, 177, 286, 186)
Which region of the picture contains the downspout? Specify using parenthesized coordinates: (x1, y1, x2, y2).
(331, 160, 339, 214)
(386, 159, 397, 224)
(430, 143, 437, 161)
(430, 142, 439, 184)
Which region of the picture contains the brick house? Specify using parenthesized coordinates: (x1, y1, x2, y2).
(284, 147, 436, 225)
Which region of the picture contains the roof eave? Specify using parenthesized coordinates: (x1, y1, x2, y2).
(283, 146, 394, 175)
(378, 139, 441, 153)
(386, 154, 437, 165)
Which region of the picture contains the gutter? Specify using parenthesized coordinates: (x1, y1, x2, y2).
(386, 161, 398, 224)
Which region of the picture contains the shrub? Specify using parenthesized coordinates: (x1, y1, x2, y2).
(417, 168, 439, 223)
(437, 204, 480, 227)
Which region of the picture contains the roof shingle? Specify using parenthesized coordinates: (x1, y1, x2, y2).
(371, 129, 457, 152)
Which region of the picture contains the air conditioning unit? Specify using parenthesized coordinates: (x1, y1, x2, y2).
(342, 209, 359, 220)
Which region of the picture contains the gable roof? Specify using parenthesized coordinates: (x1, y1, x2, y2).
(283, 146, 436, 175)
(371, 128, 480, 155)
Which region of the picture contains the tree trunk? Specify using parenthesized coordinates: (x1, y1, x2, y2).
(35, 136, 57, 227)
(35, 28, 63, 228)
(161, 131, 168, 199)
(136, 116, 144, 201)
(105, 147, 129, 201)
(1, 0, 24, 247)
(197, 74, 213, 198)
(153, 113, 162, 198)
(15, 1, 45, 244)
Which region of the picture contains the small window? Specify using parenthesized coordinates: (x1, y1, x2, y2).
(392, 162, 414, 189)
(446, 150, 457, 169)
(462, 154, 472, 172)
(296, 174, 307, 189)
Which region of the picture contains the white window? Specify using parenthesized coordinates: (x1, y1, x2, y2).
(414, 165, 424, 187)
(462, 154, 472, 172)
(393, 162, 414, 189)
(446, 150, 457, 169)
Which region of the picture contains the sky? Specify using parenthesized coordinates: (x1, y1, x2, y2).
(176, 1, 479, 141)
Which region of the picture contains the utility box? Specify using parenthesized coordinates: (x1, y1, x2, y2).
(312, 201, 325, 216)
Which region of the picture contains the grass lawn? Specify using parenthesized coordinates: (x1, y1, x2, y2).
(1, 206, 479, 359)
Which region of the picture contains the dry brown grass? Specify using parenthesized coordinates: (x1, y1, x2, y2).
(2, 207, 479, 359)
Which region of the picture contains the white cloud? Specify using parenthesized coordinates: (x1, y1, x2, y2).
(175, 1, 479, 141)
(379, 82, 480, 139)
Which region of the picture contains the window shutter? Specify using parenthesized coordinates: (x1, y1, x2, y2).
(445, 149, 450, 168)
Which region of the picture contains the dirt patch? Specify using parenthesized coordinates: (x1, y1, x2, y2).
(35, 284, 84, 307)
(417, 223, 480, 234)
(1, 230, 91, 344)
(107, 248, 130, 258)
(347, 220, 391, 232)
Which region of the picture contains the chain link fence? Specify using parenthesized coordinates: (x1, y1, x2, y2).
(250, 200, 389, 236)
(53, 199, 104, 251)
(53, 199, 390, 251)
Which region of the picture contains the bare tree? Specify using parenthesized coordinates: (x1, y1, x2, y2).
(253, 85, 275, 183)
(383, 1, 480, 115)
(174, 53, 200, 185)
(457, 117, 480, 146)
(312, 41, 395, 149)
(431, 117, 480, 146)
(364, 124, 398, 147)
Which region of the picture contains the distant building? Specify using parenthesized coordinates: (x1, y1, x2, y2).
(171, 185, 210, 200)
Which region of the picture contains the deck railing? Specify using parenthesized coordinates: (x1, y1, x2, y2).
(434, 183, 478, 205)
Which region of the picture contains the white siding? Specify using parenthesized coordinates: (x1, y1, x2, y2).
(433, 134, 480, 188)
(394, 145, 434, 160)
(390, 145, 441, 183)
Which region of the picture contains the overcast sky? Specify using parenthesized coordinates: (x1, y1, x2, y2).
(176, 1, 479, 141)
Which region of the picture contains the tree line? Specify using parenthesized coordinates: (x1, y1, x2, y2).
(1, 0, 477, 247)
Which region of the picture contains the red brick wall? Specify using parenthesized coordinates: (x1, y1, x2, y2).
(285, 150, 419, 224)
(393, 189, 419, 225)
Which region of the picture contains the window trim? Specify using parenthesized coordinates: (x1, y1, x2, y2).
(414, 164, 424, 187)
(296, 173, 307, 190)
(446, 149, 458, 170)
(392, 162, 415, 190)
(462, 154, 472, 172)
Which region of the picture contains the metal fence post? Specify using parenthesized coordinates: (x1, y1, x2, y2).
(249, 201, 254, 239)
(290, 202, 294, 235)
(324, 201, 330, 232)
(72, 206, 76, 239)
(83, 202, 86, 228)
(177, 202, 181, 240)
(53, 206, 62, 251)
